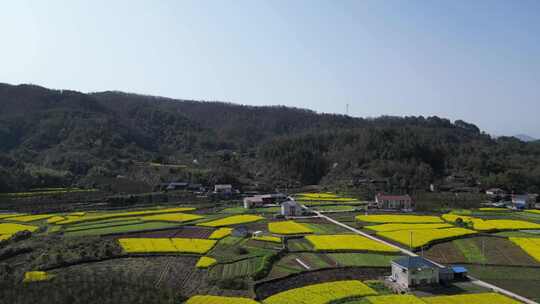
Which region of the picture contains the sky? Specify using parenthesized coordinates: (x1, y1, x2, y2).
(1, 0, 539, 137)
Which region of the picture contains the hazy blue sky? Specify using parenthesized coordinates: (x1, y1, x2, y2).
(1, 0, 539, 137)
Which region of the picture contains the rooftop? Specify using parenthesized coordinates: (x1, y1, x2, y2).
(392, 256, 439, 269)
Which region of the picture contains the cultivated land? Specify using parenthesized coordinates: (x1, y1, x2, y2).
(1, 192, 540, 303)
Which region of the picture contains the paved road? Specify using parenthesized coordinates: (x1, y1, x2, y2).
(308, 207, 539, 304)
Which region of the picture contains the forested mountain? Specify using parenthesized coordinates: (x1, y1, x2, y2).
(1, 83, 539, 194)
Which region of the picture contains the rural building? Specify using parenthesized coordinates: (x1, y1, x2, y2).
(511, 194, 535, 209)
(281, 199, 303, 216)
(214, 184, 233, 194)
(244, 193, 288, 209)
(165, 182, 189, 191)
(486, 188, 506, 196)
(375, 193, 413, 210)
(244, 196, 265, 208)
(391, 256, 439, 289)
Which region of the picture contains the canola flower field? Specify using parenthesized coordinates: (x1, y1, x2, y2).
(356, 215, 444, 224)
(6, 214, 56, 222)
(185, 295, 260, 304)
(268, 221, 313, 235)
(421, 292, 521, 304)
(118, 238, 216, 254)
(197, 215, 264, 227)
(208, 227, 233, 239)
(366, 294, 426, 304)
(23, 271, 54, 283)
(377, 227, 476, 248)
(365, 223, 453, 232)
(305, 234, 399, 253)
(252, 235, 281, 243)
(262, 280, 377, 304)
(55, 207, 196, 225)
(0, 223, 39, 241)
(196, 256, 217, 268)
(442, 214, 540, 231)
(509, 237, 540, 262)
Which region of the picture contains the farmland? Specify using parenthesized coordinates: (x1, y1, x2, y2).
(2, 199, 540, 304)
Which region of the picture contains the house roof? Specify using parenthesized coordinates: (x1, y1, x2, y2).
(281, 200, 300, 207)
(392, 256, 438, 269)
(451, 266, 468, 273)
(376, 194, 411, 201)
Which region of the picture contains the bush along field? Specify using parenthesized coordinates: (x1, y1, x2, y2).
(2, 197, 540, 303)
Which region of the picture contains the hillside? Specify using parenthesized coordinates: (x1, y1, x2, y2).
(1, 83, 540, 194)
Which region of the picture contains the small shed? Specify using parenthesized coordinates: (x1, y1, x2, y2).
(214, 184, 233, 194)
(451, 266, 468, 280)
(281, 199, 303, 217)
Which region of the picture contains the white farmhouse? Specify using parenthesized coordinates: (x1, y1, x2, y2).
(391, 257, 439, 289)
(281, 199, 303, 217)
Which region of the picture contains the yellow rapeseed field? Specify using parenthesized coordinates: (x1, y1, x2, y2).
(46, 216, 66, 224)
(118, 238, 216, 254)
(186, 295, 260, 304)
(478, 208, 508, 211)
(268, 221, 313, 235)
(56, 207, 196, 225)
(510, 237, 540, 262)
(196, 256, 217, 268)
(366, 294, 425, 304)
(356, 215, 443, 224)
(252, 235, 282, 243)
(365, 223, 453, 232)
(262, 280, 377, 304)
(208, 227, 233, 239)
(0, 223, 39, 235)
(0, 213, 24, 220)
(7, 214, 55, 222)
(0, 235, 11, 241)
(23, 271, 54, 283)
(197, 215, 264, 227)
(422, 292, 521, 304)
(305, 235, 399, 253)
(442, 214, 540, 231)
(377, 228, 476, 248)
(141, 212, 203, 223)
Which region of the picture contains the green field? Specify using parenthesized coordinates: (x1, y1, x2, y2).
(64, 221, 182, 236)
(453, 238, 487, 263)
(328, 253, 399, 267)
(208, 257, 265, 279)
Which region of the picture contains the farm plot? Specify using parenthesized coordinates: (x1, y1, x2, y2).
(5, 214, 56, 222)
(118, 238, 216, 254)
(186, 295, 259, 304)
(198, 215, 264, 227)
(140, 212, 203, 223)
(64, 221, 182, 237)
(422, 292, 521, 304)
(329, 253, 398, 267)
(442, 214, 540, 231)
(510, 237, 540, 262)
(116, 226, 214, 239)
(208, 257, 265, 279)
(0, 213, 24, 220)
(377, 228, 476, 249)
(209, 227, 233, 239)
(356, 215, 443, 224)
(365, 223, 453, 233)
(366, 294, 425, 304)
(466, 265, 540, 302)
(262, 280, 377, 304)
(268, 221, 313, 235)
(196, 256, 217, 268)
(0, 223, 39, 241)
(305, 235, 399, 253)
(56, 207, 196, 225)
